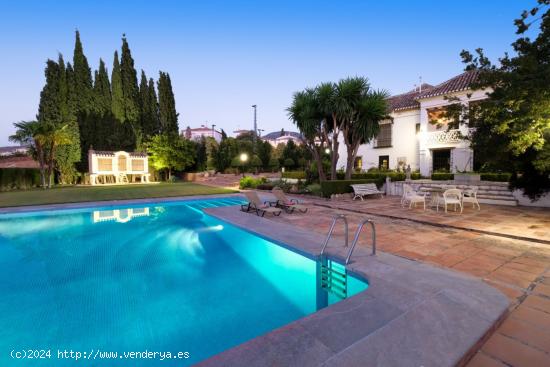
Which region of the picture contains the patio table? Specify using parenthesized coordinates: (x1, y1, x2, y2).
(419, 187, 446, 208)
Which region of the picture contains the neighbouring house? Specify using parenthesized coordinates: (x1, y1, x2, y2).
(233, 129, 253, 137)
(182, 125, 223, 142)
(338, 70, 486, 176)
(0, 145, 30, 157)
(261, 129, 303, 147)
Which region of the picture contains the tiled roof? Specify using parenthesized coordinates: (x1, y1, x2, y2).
(417, 70, 480, 99)
(262, 131, 303, 140)
(387, 84, 434, 112)
(90, 150, 147, 158)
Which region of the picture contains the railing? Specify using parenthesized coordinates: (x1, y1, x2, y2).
(320, 214, 348, 255)
(426, 129, 462, 145)
(346, 219, 376, 264)
(320, 214, 376, 265)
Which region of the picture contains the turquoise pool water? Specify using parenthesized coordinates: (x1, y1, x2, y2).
(0, 198, 368, 366)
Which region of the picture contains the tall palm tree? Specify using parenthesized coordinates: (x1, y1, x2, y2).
(9, 120, 47, 188)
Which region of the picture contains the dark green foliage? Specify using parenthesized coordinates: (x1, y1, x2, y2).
(0, 168, 42, 191)
(256, 183, 275, 190)
(158, 71, 179, 136)
(191, 137, 207, 171)
(212, 137, 238, 172)
(282, 171, 306, 179)
(139, 71, 161, 139)
(120, 36, 140, 126)
(257, 140, 272, 169)
(146, 134, 196, 180)
(93, 59, 111, 114)
(239, 176, 267, 189)
(72, 30, 93, 113)
(479, 173, 512, 182)
(111, 51, 125, 122)
(431, 173, 454, 180)
(320, 179, 383, 198)
(283, 158, 295, 168)
(457, 3, 550, 198)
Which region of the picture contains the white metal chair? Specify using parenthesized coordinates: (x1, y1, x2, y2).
(436, 189, 463, 213)
(402, 184, 426, 210)
(462, 186, 480, 210)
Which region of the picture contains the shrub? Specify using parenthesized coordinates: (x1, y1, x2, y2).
(320, 179, 383, 198)
(282, 171, 306, 179)
(283, 158, 295, 168)
(256, 183, 274, 190)
(431, 173, 454, 180)
(0, 168, 42, 191)
(306, 183, 322, 196)
(480, 172, 511, 182)
(239, 176, 267, 189)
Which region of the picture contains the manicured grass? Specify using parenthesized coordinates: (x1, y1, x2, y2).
(0, 183, 237, 208)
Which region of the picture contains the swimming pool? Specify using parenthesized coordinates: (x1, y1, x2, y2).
(0, 197, 368, 366)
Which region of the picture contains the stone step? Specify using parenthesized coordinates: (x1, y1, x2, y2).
(478, 194, 517, 201)
(478, 197, 518, 206)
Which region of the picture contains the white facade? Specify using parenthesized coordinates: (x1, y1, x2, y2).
(88, 150, 150, 185)
(183, 126, 222, 142)
(338, 72, 487, 176)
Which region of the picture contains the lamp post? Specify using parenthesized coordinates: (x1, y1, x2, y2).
(211, 124, 216, 139)
(240, 153, 248, 177)
(252, 105, 257, 149)
(257, 128, 264, 138)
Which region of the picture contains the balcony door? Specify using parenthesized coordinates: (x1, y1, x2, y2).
(432, 149, 451, 172)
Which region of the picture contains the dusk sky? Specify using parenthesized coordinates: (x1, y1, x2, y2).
(0, 0, 531, 145)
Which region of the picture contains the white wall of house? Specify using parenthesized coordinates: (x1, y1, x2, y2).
(342, 109, 420, 171)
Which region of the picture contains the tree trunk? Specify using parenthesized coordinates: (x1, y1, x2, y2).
(344, 142, 360, 180)
(330, 132, 339, 180)
(36, 144, 47, 189)
(311, 146, 326, 181)
(47, 143, 55, 189)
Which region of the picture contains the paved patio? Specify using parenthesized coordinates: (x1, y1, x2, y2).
(252, 192, 550, 367)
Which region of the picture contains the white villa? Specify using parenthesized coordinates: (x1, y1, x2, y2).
(88, 150, 151, 185)
(183, 125, 223, 142)
(339, 71, 486, 176)
(262, 130, 303, 147)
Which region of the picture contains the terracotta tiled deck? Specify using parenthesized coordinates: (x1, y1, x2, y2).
(253, 192, 550, 366)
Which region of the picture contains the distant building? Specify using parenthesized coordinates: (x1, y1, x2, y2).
(182, 125, 223, 143)
(261, 129, 303, 147)
(232, 129, 253, 137)
(0, 145, 29, 157)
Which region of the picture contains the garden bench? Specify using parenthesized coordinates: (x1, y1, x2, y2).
(351, 183, 384, 201)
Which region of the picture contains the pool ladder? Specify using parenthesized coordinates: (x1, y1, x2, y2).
(320, 214, 376, 264)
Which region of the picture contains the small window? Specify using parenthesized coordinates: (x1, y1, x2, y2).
(415, 123, 421, 133)
(376, 123, 392, 147)
(378, 155, 389, 170)
(131, 159, 144, 171)
(98, 158, 112, 171)
(354, 156, 363, 171)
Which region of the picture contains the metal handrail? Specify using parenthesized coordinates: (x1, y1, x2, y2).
(320, 214, 348, 255)
(346, 219, 376, 264)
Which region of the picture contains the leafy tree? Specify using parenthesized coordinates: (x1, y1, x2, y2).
(93, 59, 111, 114)
(158, 71, 179, 136)
(192, 137, 208, 171)
(268, 157, 280, 172)
(282, 140, 301, 168)
(213, 136, 238, 172)
(283, 158, 295, 169)
(204, 136, 218, 169)
(146, 134, 195, 179)
(257, 140, 272, 170)
(455, 1, 550, 198)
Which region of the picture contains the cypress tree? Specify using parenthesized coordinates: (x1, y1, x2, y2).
(38, 60, 62, 124)
(72, 30, 93, 113)
(120, 35, 140, 126)
(148, 77, 160, 135)
(139, 70, 149, 136)
(93, 58, 111, 114)
(111, 51, 125, 122)
(158, 71, 179, 136)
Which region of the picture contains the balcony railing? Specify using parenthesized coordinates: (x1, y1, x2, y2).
(426, 129, 462, 145)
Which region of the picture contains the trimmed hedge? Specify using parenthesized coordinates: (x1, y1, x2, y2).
(282, 171, 306, 179)
(239, 176, 267, 189)
(320, 179, 383, 198)
(336, 171, 422, 181)
(431, 173, 454, 180)
(480, 173, 511, 182)
(0, 168, 42, 191)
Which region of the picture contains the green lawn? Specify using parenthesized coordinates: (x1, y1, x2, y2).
(0, 183, 237, 208)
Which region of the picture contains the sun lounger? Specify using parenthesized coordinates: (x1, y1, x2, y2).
(271, 188, 308, 213)
(241, 191, 282, 217)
